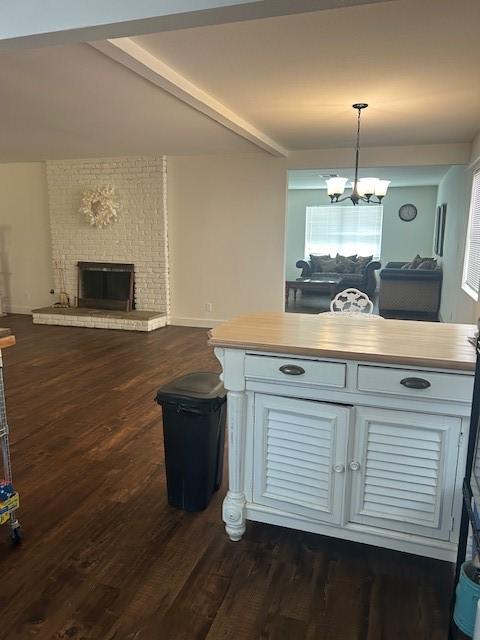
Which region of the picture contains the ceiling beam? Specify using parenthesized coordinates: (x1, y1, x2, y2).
(0, 0, 394, 52)
(90, 38, 288, 157)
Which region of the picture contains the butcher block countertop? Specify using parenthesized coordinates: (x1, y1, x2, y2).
(0, 327, 15, 350)
(209, 312, 477, 372)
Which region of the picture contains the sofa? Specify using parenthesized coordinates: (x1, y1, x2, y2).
(295, 254, 381, 297)
(379, 260, 442, 319)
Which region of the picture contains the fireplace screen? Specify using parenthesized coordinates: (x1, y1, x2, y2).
(77, 262, 134, 311)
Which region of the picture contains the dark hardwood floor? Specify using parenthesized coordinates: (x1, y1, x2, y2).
(0, 314, 455, 639)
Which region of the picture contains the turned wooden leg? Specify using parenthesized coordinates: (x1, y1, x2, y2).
(285, 283, 289, 308)
(213, 348, 248, 542)
(222, 390, 247, 541)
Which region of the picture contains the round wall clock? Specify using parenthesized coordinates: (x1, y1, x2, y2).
(399, 203, 417, 222)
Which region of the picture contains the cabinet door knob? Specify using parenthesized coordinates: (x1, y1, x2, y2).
(349, 461, 361, 471)
(333, 464, 345, 473)
(400, 377, 431, 390)
(279, 364, 305, 376)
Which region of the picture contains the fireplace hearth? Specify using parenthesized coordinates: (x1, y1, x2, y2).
(77, 262, 134, 311)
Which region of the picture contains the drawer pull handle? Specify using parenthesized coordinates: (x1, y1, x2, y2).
(333, 464, 345, 473)
(400, 377, 431, 390)
(279, 364, 305, 376)
(349, 461, 361, 472)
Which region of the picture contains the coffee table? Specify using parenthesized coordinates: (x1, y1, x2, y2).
(285, 276, 343, 308)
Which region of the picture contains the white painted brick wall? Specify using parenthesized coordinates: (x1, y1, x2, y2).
(46, 156, 169, 313)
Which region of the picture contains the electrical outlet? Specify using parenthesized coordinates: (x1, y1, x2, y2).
(205, 302, 213, 313)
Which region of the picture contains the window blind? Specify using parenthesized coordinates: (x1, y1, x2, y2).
(462, 170, 480, 300)
(305, 205, 383, 258)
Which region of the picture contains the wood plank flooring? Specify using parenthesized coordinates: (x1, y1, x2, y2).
(0, 314, 455, 639)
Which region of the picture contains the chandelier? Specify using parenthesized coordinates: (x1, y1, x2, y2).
(325, 104, 390, 205)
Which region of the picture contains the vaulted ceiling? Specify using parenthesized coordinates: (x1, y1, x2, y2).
(0, 43, 255, 161)
(0, 0, 478, 160)
(134, 0, 480, 149)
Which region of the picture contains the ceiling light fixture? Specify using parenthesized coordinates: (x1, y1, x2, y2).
(325, 104, 390, 205)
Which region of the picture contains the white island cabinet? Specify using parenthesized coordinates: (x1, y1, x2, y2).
(209, 312, 477, 561)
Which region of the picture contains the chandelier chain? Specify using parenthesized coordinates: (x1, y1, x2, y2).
(354, 106, 362, 187)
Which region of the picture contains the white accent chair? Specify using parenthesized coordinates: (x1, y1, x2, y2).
(329, 288, 375, 314)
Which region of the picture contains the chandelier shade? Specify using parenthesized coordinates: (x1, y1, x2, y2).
(325, 104, 390, 205)
(326, 177, 348, 197)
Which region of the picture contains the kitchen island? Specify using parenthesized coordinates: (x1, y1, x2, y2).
(209, 312, 477, 561)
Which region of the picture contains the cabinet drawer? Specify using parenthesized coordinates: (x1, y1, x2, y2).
(245, 355, 346, 388)
(357, 365, 473, 403)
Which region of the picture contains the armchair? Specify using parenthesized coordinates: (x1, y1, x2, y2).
(379, 261, 442, 319)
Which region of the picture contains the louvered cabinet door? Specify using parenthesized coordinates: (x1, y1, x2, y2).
(253, 394, 351, 525)
(349, 407, 461, 540)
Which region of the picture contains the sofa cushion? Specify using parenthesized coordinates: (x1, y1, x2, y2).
(380, 266, 442, 281)
(339, 273, 363, 284)
(401, 254, 421, 269)
(354, 255, 373, 273)
(310, 254, 331, 272)
(335, 254, 357, 273)
(417, 258, 437, 270)
(335, 253, 357, 261)
(311, 256, 338, 273)
(401, 254, 435, 270)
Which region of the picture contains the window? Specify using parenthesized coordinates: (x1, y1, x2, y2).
(305, 205, 383, 258)
(462, 170, 480, 300)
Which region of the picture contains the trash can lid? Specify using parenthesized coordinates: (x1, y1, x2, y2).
(155, 372, 226, 409)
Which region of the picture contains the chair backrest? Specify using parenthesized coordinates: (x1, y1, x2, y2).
(330, 288, 374, 314)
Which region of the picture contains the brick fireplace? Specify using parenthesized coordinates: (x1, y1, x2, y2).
(32, 156, 169, 332)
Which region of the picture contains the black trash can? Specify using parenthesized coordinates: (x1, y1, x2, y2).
(155, 372, 226, 512)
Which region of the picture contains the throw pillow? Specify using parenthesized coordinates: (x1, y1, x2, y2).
(401, 255, 421, 269)
(409, 253, 431, 269)
(310, 254, 330, 272)
(335, 254, 356, 273)
(409, 254, 424, 269)
(403, 255, 435, 270)
(417, 258, 437, 270)
(318, 258, 338, 273)
(354, 255, 373, 273)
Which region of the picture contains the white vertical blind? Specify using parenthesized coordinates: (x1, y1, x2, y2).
(462, 170, 480, 300)
(304, 205, 383, 258)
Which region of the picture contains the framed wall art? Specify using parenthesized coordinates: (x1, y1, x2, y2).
(434, 202, 447, 257)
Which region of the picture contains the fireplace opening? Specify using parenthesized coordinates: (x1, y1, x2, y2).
(77, 262, 135, 311)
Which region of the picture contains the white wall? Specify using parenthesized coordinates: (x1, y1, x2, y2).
(168, 154, 287, 325)
(471, 131, 480, 167)
(285, 186, 438, 280)
(0, 163, 52, 313)
(436, 165, 480, 324)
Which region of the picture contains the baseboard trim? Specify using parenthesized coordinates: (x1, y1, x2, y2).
(5, 306, 33, 315)
(168, 316, 225, 328)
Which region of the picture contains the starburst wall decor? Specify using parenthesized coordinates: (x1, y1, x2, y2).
(79, 186, 120, 228)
